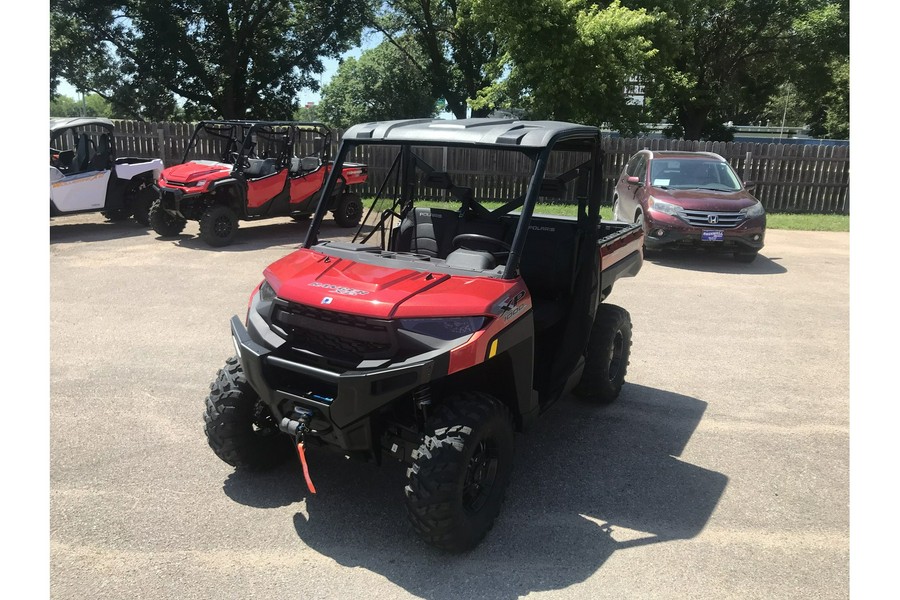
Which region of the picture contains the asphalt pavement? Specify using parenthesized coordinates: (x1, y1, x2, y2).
(48, 214, 849, 599)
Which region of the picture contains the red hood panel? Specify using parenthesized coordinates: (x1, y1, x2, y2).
(651, 188, 758, 212)
(263, 249, 515, 319)
(162, 161, 232, 183)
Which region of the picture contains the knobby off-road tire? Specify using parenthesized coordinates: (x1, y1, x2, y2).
(204, 356, 292, 470)
(129, 182, 156, 226)
(575, 304, 633, 404)
(332, 193, 362, 228)
(199, 204, 239, 247)
(404, 392, 515, 553)
(148, 198, 187, 237)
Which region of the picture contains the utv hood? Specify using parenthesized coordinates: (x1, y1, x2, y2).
(263, 248, 517, 320)
(161, 160, 233, 184)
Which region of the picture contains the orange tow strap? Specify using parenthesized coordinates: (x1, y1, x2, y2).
(296, 441, 317, 494)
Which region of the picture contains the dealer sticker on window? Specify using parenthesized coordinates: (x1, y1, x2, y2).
(701, 230, 724, 242)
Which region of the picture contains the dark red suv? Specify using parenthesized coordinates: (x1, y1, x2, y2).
(613, 150, 765, 262)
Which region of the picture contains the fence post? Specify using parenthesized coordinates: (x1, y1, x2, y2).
(743, 151, 752, 182)
(157, 126, 167, 165)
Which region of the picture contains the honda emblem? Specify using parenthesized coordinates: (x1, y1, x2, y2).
(321, 297, 333, 305)
(707, 214, 719, 224)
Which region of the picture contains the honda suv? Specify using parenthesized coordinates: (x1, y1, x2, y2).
(612, 150, 765, 262)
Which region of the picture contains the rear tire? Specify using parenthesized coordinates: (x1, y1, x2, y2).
(204, 356, 292, 470)
(129, 183, 156, 226)
(404, 392, 514, 553)
(199, 204, 239, 247)
(332, 193, 362, 228)
(574, 304, 633, 404)
(149, 198, 187, 237)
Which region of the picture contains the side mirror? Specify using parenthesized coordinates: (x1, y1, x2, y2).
(743, 181, 757, 191)
(626, 175, 642, 186)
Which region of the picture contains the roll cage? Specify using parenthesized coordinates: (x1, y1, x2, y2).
(302, 119, 604, 280)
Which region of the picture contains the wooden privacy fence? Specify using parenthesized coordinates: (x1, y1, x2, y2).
(99, 120, 850, 214)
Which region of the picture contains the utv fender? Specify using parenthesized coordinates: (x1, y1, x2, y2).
(114, 158, 163, 181)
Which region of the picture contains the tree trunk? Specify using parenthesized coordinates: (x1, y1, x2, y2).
(681, 105, 711, 140)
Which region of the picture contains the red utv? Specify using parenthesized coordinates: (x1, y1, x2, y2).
(149, 121, 368, 246)
(203, 118, 645, 552)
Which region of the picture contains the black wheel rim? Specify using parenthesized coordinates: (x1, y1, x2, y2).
(214, 215, 233, 237)
(463, 438, 499, 512)
(344, 201, 360, 221)
(607, 330, 624, 381)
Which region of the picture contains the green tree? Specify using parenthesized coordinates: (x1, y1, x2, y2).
(371, 1, 500, 119)
(50, 1, 370, 120)
(319, 40, 438, 128)
(630, 0, 844, 140)
(470, 0, 661, 133)
(50, 93, 115, 118)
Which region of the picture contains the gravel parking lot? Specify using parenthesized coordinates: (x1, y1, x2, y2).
(48, 214, 849, 599)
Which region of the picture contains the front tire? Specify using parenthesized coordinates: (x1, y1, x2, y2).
(203, 356, 292, 470)
(574, 304, 633, 404)
(199, 204, 239, 247)
(332, 193, 362, 228)
(148, 198, 187, 237)
(404, 392, 514, 553)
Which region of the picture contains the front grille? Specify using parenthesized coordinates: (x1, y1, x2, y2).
(271, 300, 396, 361)
(164, 180, 192, 188)
(679, 210, 745, 229)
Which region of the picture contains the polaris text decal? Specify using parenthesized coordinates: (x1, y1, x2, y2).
(308, 282, 370, 296)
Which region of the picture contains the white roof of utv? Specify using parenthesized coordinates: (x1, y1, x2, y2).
(50, 117, 114, 133)
(342, 118, 599, 148)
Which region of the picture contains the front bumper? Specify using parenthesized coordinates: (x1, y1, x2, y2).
(158, 186, 204, 219)
(644, 212, 766, 251)
(231, 315, 450, 453)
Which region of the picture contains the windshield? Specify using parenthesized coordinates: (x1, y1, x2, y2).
(649, 158, 742, 191)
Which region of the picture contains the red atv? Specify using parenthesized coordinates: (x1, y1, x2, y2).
(204, 118, 644, 551)
(149, 121, 367, 246)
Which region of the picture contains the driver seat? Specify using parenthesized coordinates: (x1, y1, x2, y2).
(397, 207, 458, 258)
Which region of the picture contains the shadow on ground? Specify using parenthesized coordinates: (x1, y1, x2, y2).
(645, 248, 787, 275)
(223, 384, 727, 599)
(49, 219, 149, 244)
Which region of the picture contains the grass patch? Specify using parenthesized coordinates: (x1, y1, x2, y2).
(401, 200, 850, 232)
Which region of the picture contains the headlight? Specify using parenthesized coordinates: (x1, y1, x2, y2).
(398, 317, 486, 341)
(258, 280, 277, 303)
(648, 197, 680, 216)
(193, 180, 207, 187)
(741, 202, 765, 219)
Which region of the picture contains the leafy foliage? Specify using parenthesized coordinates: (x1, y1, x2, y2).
(370, 1, 500, 118)
(470, 0, 661, 133)
(50, 0, 370, 120)
(50, 93, 115, 118)
(319, 40, 438, 128)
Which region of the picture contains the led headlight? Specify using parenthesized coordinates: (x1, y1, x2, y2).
(258, 280, 276, 303)
(741, 202, 765, 219)
(398, 317, 486, 341)
(648, 197, 680, 216)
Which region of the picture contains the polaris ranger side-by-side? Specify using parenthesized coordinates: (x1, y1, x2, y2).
(50, 118, 162, 225)
(150, 120, 368, 246)
(204, 118, 644, 551)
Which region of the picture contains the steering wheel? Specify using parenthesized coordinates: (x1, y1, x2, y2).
(452, 233, 511, 256)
